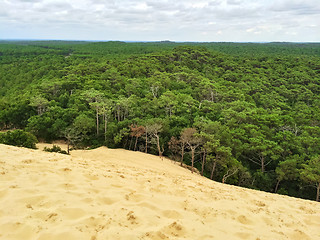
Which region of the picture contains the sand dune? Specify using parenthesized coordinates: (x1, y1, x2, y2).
(0, 144, 319, 240)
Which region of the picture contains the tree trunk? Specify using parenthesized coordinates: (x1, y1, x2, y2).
(222, 169, 238, 184)
(145, 131, 148, 153)
(117, 106, 120, 122)
(156, 134, 162, 157)
(316, 182, 320, 202)
(181, 142, 185, 166)
(210, 161, 217, 180)
(96, 108, 99, 136)
(123, 136, 129, 149)
(201, 150, 206, 176)
(129, 136, 133, 150)
(104, 114, 107, 141)
(67, 140, 70, 155)
(261, 155, 265, 173)
(134, 136, 138, 151)
(191, 148, 195, 173)
(275, 179, 281, 193)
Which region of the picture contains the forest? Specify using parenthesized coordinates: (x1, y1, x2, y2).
(0, 40, 320, 201)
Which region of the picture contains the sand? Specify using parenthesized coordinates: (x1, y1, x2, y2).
(0, 143, 319, 240)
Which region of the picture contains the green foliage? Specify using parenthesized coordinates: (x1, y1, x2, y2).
(43, 145, 68, 154)
(300, 156, 320, 201)
(1, 40, 320, 201)
(0, 130, 38, 149)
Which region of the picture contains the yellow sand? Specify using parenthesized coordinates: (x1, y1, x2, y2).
(0, 143, 319, 240)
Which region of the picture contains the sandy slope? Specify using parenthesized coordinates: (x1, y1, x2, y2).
(0, 144, 319, 240)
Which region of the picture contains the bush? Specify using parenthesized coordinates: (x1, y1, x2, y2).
(43, 145, 68, 154)
(0, 130, 38, 149)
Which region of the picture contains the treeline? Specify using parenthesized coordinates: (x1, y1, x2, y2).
(0, 41, 320, 201)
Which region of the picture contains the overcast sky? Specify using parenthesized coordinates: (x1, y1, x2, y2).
(0, 0, 319, 42)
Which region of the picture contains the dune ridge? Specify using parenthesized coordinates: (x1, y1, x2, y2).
(0, 143, 319, 240)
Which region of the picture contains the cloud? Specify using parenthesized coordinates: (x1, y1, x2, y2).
(14, 0, 42, 2)
(0, 0, 319, 41)
(36, 1, 74, 13)
(227, 0, 241, 5)
(270, 0, 320, 14)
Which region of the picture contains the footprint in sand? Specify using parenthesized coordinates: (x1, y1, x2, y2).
(59, 183, 77, 190)
(303, 215, 320, 226)
(252, 200, 266, 207)
(162, 221, 186, 238)
(33, 210, 58, 222)
(124, 191, 145, 202)
(237, 215, 252, 225)
(45, 213, 58, 222)
(0, 189, 8, 199)
(144, 231, 169, 240)
(262, 216, 274, 226)
(81, 197, 93, 204)
(98, 197, 117, 205)
(19, 195, 46, 206)
(290, 229, 311, 240)
(22, 159, 34, 164)
(62, 167, 72, 172)
(235, 232, 253, 239)
(0, 222, 34, 239)
(137, 202, 159, 211)
(84, 173, 99, 180)
(37, 231, 83, 240)
(127, 211, 139, 225)
(80, 216, 107, 232)
(299, 205, 316, 214)
(162, 209, 182, 219)
(57, 207, 86, 220)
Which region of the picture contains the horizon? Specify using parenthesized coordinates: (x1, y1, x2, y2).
(1, 39, 320, 44)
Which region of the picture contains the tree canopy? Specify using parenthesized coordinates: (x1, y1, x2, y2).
(1, 40, 320, 201)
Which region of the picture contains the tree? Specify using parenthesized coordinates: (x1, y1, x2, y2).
(243, 131, 282, 173)
(210, 145, 233, 180)
(196, 120, 233, 179)
(130, 124, 145, 151)
(29, 96, 49, 115)
(168, 136, 181, 161)
(301, 156, 320, 202)
(114, 127, 130, 148)
(147, 122, 164, 157)
(26, 114, 55, 141)
(181, 128, 203, 173)
(201, 134, 219, 177)
(82, 89, 104, 136)
(72, 113, 95, 143)
(274, 157, 299, 193)
(98, 99, 113, 141)
(114, 97, 130, 122)
(159, 91, 177, 117)
(63, 127, 82, 154)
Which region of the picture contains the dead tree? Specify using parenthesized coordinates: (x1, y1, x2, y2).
(181, 128, 202, 173)
(130, 124, 145, 151)
(147, 123, 164, 157)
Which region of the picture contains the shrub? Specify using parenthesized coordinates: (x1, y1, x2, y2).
(43, 145, 68, 154)
(0, 130, 38, 149)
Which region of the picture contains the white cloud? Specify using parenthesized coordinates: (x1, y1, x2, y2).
(227, 0, 241, 5)
(0, 0, 319, 41)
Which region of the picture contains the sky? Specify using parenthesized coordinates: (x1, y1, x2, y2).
(0, 0, 319, 42)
